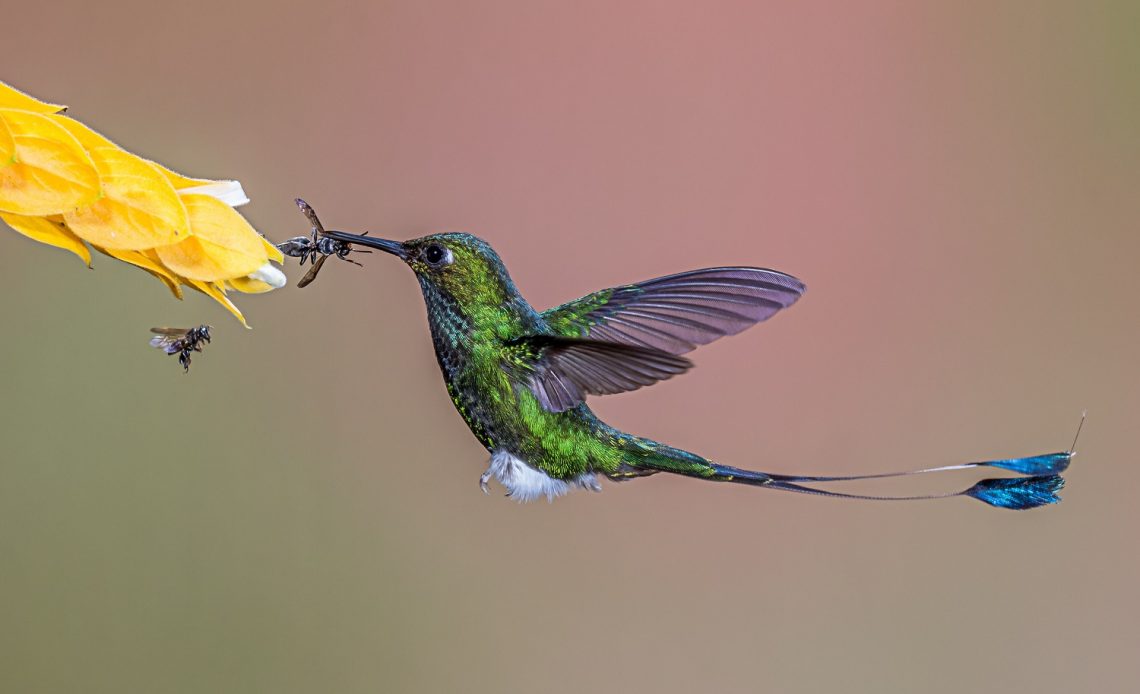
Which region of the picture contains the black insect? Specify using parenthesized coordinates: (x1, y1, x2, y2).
(276, 198, 369, 288)
(150, 325, 212, 373)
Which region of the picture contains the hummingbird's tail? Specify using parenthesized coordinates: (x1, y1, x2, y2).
(611, 420, 1080, 510)
(704, 461, 1067, 510)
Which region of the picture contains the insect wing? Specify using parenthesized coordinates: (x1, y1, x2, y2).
(295, 198, 325, 236)
(297, 253, 329, 288)
(149, 334, 184, 354)
(150, 327, 189, 352)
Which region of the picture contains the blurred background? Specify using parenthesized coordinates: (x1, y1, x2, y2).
(2, 2, 1137, 692)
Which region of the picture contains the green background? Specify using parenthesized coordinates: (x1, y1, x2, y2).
(3, 2, 1138, 692)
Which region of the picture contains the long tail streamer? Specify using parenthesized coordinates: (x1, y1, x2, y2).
(763, 451, 1072, 483)
(711, 461, 1069, 510)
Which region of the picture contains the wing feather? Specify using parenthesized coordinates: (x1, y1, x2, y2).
(507, 336, 693, 413)
(541, 267, 805, 354)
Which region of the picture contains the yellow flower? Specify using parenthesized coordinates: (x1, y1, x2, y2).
(0, 79, 283, 326)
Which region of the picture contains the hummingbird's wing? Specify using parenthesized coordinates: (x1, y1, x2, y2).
(506, 336, 692, 413)
(541, 267, 804, 355)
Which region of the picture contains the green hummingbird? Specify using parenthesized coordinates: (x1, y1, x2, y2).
(323, 229, 1073, 509)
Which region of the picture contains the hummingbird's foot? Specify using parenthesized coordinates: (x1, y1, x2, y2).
(479, 468, 493, 495)
(576, 474, 603, 493)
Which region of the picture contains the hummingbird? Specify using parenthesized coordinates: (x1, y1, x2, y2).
(323, 229, 1074, 509)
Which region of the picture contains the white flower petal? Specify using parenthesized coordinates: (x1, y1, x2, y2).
(180, 180, 250, 207)
(248, 262, 286, 288)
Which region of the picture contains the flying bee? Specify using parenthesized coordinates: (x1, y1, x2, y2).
(276, 198, 370, 288)
(150, 325, 212, 373)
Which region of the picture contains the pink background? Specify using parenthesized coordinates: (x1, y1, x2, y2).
(3, 2, 1137, 692)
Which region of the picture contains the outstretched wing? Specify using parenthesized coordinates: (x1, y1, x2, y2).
(540, 267, 805, 355)
(506, 336, 692, 413)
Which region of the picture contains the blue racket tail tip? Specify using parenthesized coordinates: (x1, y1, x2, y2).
(985, 451, 1072, 475)
(966, 475, 1065, 510)
(984, 412, 1085, 476)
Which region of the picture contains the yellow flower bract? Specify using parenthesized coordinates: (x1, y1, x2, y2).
(0, 211, 91, 266)
(0, 108, 101, 215)
(0, 82, 66, 114)
(227, 275, 277, 294)
(0, 116, 15, 163)
(65, 146, 192, 250)
(0, 80, 281, 325)
(96, 246, 183, 299)
(156, 194, 266, 281)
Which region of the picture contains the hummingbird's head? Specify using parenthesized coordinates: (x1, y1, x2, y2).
(323, 230, 520, 310)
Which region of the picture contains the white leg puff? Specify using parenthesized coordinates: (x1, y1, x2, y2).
(482, 450, 602, 502)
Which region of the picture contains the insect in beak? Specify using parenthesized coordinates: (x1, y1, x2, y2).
(277, 199, 374, 287)
(322, 230, 406, 260)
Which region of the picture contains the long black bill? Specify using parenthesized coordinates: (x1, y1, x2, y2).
(324, 231, 406, 259)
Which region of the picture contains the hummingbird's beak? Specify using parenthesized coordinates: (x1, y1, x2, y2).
(323, 231, 407, 259)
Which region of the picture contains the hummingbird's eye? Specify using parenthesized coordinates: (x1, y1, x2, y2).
(423, 244, 452, 267)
